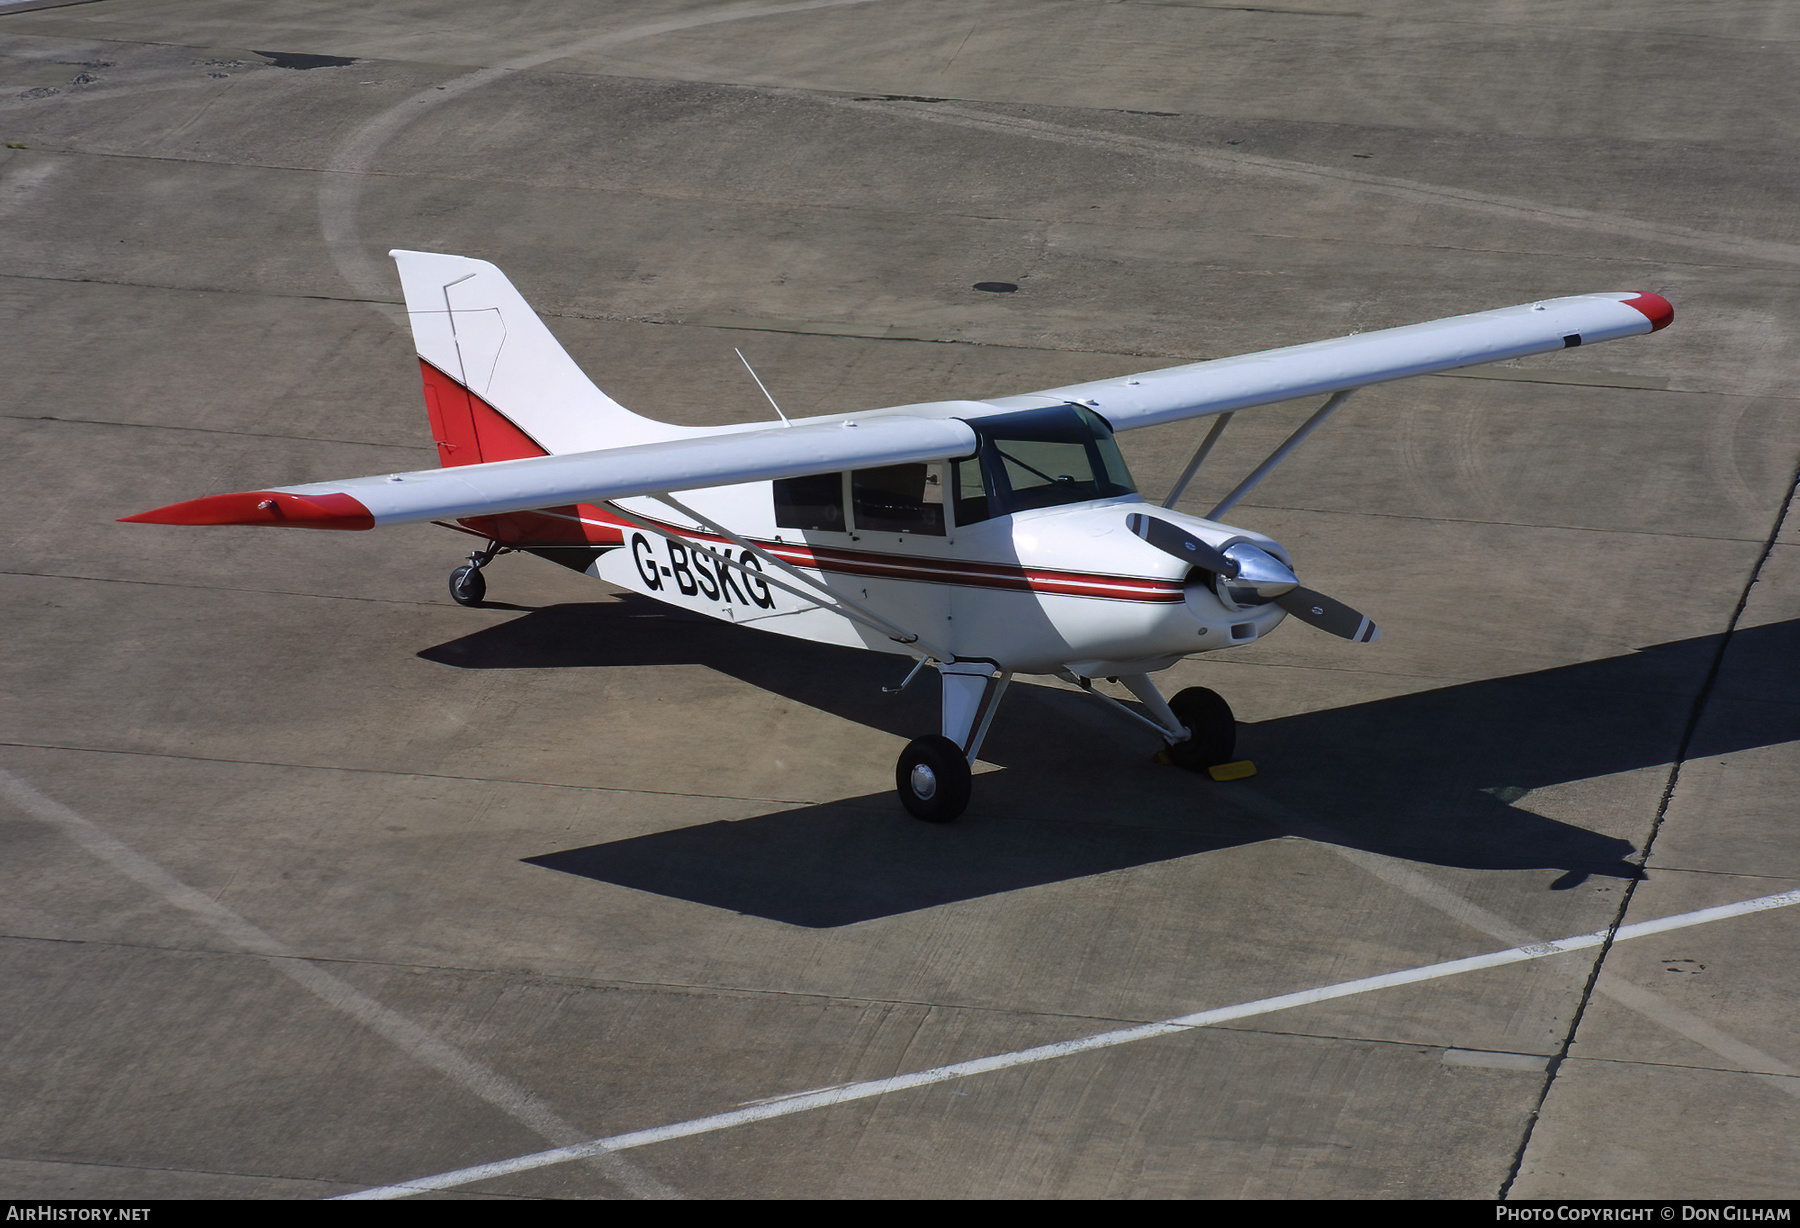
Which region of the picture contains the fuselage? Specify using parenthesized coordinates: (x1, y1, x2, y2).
(475, 401, 1296, 677)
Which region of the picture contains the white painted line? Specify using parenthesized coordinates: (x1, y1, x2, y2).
(338, 887, 1800, 1200)
(1241, 795, 1800, 1097)
(0, 767, 680, 1200)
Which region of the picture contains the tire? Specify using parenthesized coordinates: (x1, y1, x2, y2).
(1164, 686, 1235, 772)
(896, 735, 972, 822)
(448, 565, 487, 606)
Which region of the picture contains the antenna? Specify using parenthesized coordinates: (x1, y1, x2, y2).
(735, 348, 791, 426)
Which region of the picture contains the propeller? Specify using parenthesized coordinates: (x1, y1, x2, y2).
(1272, 586, 1380, 643)
(1127, 511, 1380, 643)
(1125, 512, 1235, 574)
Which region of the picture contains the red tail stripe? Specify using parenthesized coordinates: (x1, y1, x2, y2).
(419, 359, 548, 465)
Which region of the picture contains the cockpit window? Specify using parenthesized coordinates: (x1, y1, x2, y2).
(953, 404, 1136, 525)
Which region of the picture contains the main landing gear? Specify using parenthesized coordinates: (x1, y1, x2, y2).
(893, 668, 1239, 823)
(448, 541, 507, 606)
(896, 735, 971, 823)
(896, 662, 1009, 823)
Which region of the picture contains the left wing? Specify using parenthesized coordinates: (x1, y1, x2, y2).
(122, 415, 977, 530)
(985, 292, 1673, 431)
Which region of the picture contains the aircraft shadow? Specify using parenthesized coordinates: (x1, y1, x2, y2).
(421, 600, 1800, 926)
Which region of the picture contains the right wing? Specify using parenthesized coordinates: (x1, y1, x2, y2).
(986, 292, 1673, 431)
(121, 415, 978, 531)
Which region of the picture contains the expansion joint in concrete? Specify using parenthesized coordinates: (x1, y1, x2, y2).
(1497, 462, 1800, 1199)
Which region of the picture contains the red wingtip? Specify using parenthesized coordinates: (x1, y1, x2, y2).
(119, 490, 375, 530)
(1621, 292, 1674, 332)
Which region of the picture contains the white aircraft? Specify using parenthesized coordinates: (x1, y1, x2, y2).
(124, 251, 1673, 821)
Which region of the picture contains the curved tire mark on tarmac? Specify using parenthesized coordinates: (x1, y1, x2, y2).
(318, 0, 881, 310)
(308, 0, 879, 1196)
(825, 99, 1800, 268)
(322, 0, 1796, 324)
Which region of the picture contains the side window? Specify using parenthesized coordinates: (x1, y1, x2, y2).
(850, 463, 946, 535)
(950, 458, 990, 527)
(773, 472, 847, 531)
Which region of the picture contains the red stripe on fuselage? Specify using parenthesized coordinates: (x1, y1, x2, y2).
(457, 503, 630, 549)
(581, 508, 1185, 603)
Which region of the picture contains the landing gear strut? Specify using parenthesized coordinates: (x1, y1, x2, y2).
(1064, 673, 1239, 774)
(895, 662, 1010, 823)
(449, 541, 505, 606)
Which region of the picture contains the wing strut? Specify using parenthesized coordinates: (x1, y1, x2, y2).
(612, 494, 953, 663)
(1160, 411, 1236, 509)
(1205, 389, 1357, 520)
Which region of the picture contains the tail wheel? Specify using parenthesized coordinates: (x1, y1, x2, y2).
(896, 735, 972, 822)
(448, 565, 487, 606)
(1164, 687, 1235, 772)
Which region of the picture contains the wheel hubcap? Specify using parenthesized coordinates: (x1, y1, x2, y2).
(909, 763, 938, 800)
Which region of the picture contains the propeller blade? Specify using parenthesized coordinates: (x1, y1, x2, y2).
(1275, 586, 1381, 642)
(1126, 512, 1236, 575)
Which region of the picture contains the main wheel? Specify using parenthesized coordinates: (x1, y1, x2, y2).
(1164, 686, 1235, 772)
(448, 565, 487, 606)
(896, 735, 972, 822)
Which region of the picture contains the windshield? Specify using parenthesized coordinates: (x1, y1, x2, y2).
(952, 404, 1137, 525)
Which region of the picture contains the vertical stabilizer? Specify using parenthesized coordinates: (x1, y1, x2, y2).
(390, 250, 694, 461)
